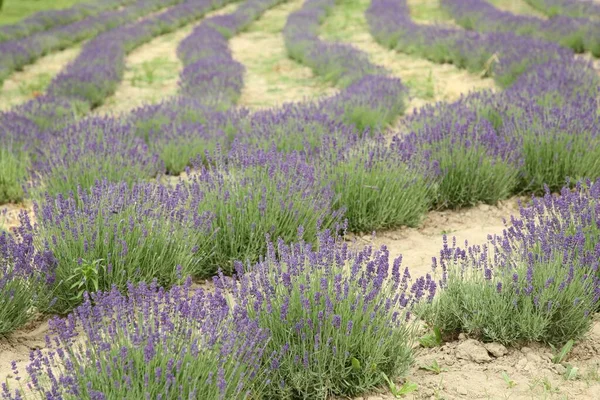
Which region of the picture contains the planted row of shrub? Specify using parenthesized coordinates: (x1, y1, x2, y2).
(441, 0, 600, 56)
(0, 0, 136, 43)
(4, 179, 600, 399)
(524, 0, 600, 18)
(366, 0, 577, 88)
(0, 0, 189, 85)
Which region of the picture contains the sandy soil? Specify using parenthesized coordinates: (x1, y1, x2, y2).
(0, 201, 33, 232)
(355, 198, 523, 278)
(0, 46, 81, 111)
(320, 0, 496, 113)
(359, 317, 600, 399)
(231, 0, 338, 109)
(95, 3, 240, 116)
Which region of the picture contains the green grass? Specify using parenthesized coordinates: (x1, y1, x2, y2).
(0, 0, 86, 26)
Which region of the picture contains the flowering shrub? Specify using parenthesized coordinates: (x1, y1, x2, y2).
(31, 180, 213, 313)
(327, 137, 432, 232)
(189, 147, 344, 274)
(504, 98, 600, 194)
(34, 117, 163, 197)
(0, 229, 55, 336)
(420, 181, 600, 345)
(398, 105, 520, 208)
(2, 280, 269, 399)
(224, 232, 434, 399)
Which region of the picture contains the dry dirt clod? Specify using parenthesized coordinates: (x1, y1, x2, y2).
(526, 352, 543, 364)
(553, 364, 567, 375)
(516, 357, 528, 370)
(455, 339, 491, 363)
(458, 333, 467, 341)
(484, 342, 507, 358)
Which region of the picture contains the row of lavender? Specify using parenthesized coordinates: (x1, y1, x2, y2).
(0, 0, 194, 85)
(524, 0, 600, 18)
(3, 179, 600, 399)
(441, 0, 600, 56)
(2, 0, 600, 398)
(0, 0, 135, 43)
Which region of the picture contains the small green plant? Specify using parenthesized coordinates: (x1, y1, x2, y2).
(551, 340, 574, 364)
(382, 373, 418, 398)
(502, 371, 517, 388)
(64, 258, 105, 303)
(420, 359, 447, 374)
(564, 365, 579, 381)
(131, 57, 174, 86)
(17, 73, 51, 97)
(419, 326, 443, 348)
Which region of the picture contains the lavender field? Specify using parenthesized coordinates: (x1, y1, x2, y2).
(0, 0, 600, 398)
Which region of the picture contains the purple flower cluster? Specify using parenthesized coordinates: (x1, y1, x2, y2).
(442, 0, 600, 56)
(2, 279, 268, 399)
(0, 0, 135, 43)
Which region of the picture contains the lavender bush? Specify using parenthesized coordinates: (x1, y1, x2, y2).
(30, 180, 214, 313)
(2, 280, 269, 399)
(398, 101, 520, 208)
(0, 229, 55, 336)
(504, 97, 600, 194)
(34, 117, 163, 198)
(420, 181, 600, 345)
(224, 233, 433, 399)
(188, 147, 344, 275)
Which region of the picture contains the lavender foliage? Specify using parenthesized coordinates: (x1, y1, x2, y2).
(2, 280, 268, 399)
(223, 232, 433, 399)
(29, 179, 215, 313)
(421, 181, 600, 345)
(0, 230, 55, 336)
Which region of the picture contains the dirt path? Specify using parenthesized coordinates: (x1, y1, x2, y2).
(231, 0, 337, 109)
(0, 46, 81, 111)
(95, 3, 240, 116)
(320, 0, 496, 113)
